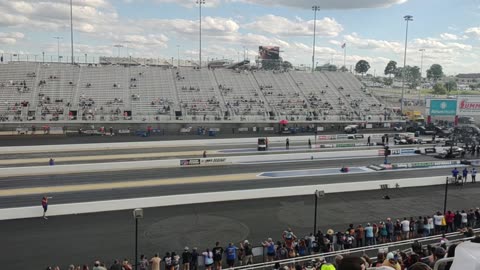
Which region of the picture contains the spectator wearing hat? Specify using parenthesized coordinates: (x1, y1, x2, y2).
(241, 240, 253, 265)
(382, 252, 401, 270)
(182, 247, 192, 270)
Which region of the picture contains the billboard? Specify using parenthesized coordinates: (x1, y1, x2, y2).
(259, 46, 280, 60)
(429, 99, 457, 116)
(458, 97, 480, 115)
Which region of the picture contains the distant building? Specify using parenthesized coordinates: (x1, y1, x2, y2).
(456, 73, 480, 84)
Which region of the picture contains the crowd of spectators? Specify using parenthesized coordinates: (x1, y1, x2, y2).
(45, 208, 479, 270)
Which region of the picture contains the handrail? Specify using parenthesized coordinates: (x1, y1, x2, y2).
(231, 229, 480, 270)
(434, 258, 454, 270)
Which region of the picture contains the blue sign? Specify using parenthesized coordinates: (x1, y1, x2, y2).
(430, 100, 457, 116)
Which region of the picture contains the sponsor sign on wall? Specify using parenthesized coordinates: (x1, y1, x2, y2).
(457, 97, 480, 115)
(429, 99, 457, 116)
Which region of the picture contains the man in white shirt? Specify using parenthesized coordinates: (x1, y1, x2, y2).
(400, 217, 410, 240)
(461, 210, 468, 228)
(433, 211, 444, 235)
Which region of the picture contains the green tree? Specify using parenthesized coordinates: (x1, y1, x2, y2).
(339, 65, 348, 72)
(355, 60, 370, 76)
(383, 77, 393, 86)
(282, 61, 293, 70)
(426, 64, 444, 82)
(394, 66, 421, 88)
(433, 83, 447, 95)
(384, 60, 397, 77)
(316, 63, 337, 72)
(444, 80, 457, 93)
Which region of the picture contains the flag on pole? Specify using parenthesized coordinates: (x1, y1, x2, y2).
(341, 43, 346, 49)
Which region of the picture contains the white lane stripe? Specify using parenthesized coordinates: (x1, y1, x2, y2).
(0, 175, 450, 220)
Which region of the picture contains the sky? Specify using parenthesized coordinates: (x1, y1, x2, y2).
(1, 0, 480, 75)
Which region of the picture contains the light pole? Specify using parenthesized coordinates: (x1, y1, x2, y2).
(197, 0, 206, 69)
(177, 45, 180, 67)
(42, 52, 45, 63)
(313, 190, 325, 234)
(85, 53, 87, 64)
(419, 48, 425, 102)
(114, 44, 124, 57)
(70, 0, 74, 64)
(53, 36, 63, 62)
(133, 208, 144, 270)
(311, 5, 320, 73)
(400, 15, 413, 114)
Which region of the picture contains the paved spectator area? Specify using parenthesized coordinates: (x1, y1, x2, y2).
(0, 155, 447, 208)
(1, 183, 478, 269)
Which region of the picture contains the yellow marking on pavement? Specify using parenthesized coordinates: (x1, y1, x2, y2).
(0, 151, 218, 165)
(0, 172, 261, 197)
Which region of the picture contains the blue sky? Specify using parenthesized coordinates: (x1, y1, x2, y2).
(0, 0, 479, 75)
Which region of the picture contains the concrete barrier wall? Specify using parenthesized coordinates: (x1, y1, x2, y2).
(0, 175, 448, 220)
(0, 133, 400, 154)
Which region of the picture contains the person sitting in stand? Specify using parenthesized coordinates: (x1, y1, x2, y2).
(340, 166, 349, 173)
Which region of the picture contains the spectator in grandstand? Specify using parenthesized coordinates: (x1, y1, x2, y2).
(401, 217, 410, 240)
(460, 210, 468, 228)
(173, 252, 181, 270)
(382, 252, 401, 270)
(276, 242, 288, 260)
(282, 228, 297, 250)
(468, 209, 476, 227)
(355, 224, 364, 247)
(365, 223, 374, 246)
(433, 212, 444, 234)
(361, 254, 373, 267)
(463, 168, 469, 183)
(212, 242, 224, 270)
(225, 243, 238, 268)
(338, 256, 367, 270)
(386, 218, 394, 242)
(428, 247, 445, 269)
(451, 168, 459, 180)
(408, 262, 432, 270)
(122, 259, 132, 270)
(334, 255, 343, 268)
(454, 211, 462, 230)
(444, 244, 458, 270)
(109, 260, 122, 270)
(139, 255, 149, 270)
(49, 158, 55, 166)
(202, 249, 214, 270)
(241, 240, 253, 265)
(262, 238, 276, 261)
(191, 248, 199, 270)
(164, 252, 173, 270)
(150, 253, 161, 270)
(445, 211, 455, 233)
(182, 247, 192, 270)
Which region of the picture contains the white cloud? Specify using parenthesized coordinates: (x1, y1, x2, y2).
(465, 27, 480, 39)
(232, 0, 407, 9)
(342, 33, 403, 53)
(0, 32, 25, 45)
(440, 33, 462, 41)
(244, 15, 343, 37)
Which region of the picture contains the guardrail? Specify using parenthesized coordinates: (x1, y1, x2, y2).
(230, 229, 480, 270)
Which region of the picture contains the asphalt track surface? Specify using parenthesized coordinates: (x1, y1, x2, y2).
(0, 129, 392, 146)
(0, 154, 456, 208)
(2, 183, 479, 270)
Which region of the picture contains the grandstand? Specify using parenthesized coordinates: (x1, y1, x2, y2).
(0, 62, 399, 123)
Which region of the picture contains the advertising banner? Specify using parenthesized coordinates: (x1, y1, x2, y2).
(429, 99, 457, 116)
(457, 97, 480, 115)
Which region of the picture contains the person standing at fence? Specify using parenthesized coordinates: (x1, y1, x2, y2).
(463, 168, 469, 184)
(367, 136, 371, 146)
(452, 168, 459, 180)
(286, 138, 290, 150)
(241, 240, 253, 265)
(262, 238, 275, 262)
(202, 249, 213, 270)
(190, 248, 198, 270)
(182, 247, 192, 270)
(471, 168, 477, 183)
(42, 196, 52, 219)
(150, 254, 161, 270)
(212, 242, 223, 270)
(364, 223, 373, 246)
(225, 243, 237, 268)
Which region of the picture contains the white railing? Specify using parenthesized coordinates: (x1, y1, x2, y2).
(230, 229, 480, 270)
